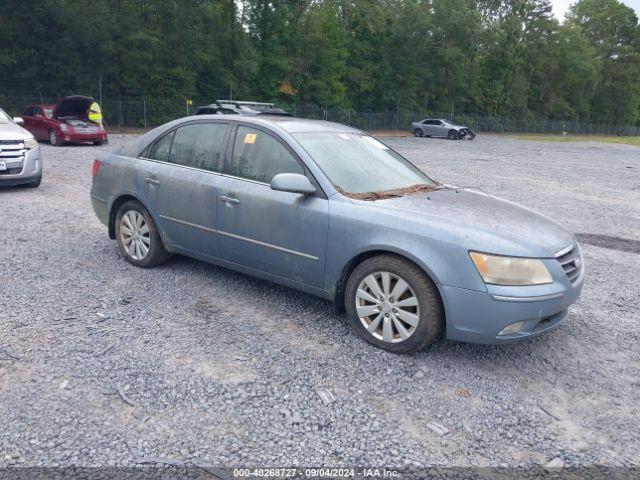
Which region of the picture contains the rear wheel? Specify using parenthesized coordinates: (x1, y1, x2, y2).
(115, 200, 170, 268)
(413, 128, 424, 138)
(448, 129, 460, 140)
(49, 129, 63, 146)
(345, 255, 443, 353)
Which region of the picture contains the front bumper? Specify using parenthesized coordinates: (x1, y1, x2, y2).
(0, 146, 43, 187)
(442, 257, 584, 344)
(63, 131, 107, 143)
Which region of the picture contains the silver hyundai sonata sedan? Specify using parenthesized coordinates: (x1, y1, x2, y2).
(90, 115, 584, 353)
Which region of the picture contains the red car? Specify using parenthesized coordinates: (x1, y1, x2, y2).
(20, 96, 108, 146)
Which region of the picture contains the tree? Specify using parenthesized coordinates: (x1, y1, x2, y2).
(567, 0, 640, 124)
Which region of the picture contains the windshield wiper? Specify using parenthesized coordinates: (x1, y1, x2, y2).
(338, 183, 441, 201)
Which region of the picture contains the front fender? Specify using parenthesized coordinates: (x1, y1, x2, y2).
(324, 197, 487, 294)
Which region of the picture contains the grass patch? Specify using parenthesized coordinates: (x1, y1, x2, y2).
(514, 134, 640, 147)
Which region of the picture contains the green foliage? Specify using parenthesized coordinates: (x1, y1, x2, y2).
(0, 0, 638, 124)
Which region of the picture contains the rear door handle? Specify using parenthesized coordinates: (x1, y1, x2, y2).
(145, 177, 160, 186)
(220, 195, 240, 204)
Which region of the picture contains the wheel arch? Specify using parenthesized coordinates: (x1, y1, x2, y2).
(334, 248, 445, 317)
(108, 193, 148, 239)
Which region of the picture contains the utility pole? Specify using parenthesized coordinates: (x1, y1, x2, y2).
(98, 75, 103, 106)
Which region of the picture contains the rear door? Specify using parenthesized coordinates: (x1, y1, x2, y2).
(434, 120, 448, 137)
(31, 107, 47, 139)
(136, 121, 230, 258)
(423, 120, 437, 136)
(215, 123, 329, 287)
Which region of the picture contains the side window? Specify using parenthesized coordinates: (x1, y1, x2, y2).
(23, 107, 34, 116)
(147, 130, 175, 162)
(229, 126, 303, 183)
(34, 107, 43, 116)
(168, 123, 228, 172)
(422, 119, 430, 125)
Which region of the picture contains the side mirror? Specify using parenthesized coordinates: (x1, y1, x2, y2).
(270, 173, 316, 195)
(13, 117, 24, 126)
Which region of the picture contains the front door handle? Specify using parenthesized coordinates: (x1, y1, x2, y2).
(145, 177, 160, 186)
(220, 195, 240, 204)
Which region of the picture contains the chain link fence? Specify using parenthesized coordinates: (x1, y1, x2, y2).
(1, 86, 639, 136)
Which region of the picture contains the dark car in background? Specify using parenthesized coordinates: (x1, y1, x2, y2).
(19, 96, 108, 146)
(195, 100, 291, 117)
(411, 118, 475, 140)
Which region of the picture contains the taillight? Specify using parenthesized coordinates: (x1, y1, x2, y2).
(92, 159, 101, 177)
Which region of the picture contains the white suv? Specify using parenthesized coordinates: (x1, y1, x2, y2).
(0, 108, 42, 188)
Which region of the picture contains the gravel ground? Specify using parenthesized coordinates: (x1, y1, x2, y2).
(1, 134, 639, 475)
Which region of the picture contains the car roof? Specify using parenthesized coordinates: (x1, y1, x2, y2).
(190, 114, 360, 134)
(118, 115, 363, 161)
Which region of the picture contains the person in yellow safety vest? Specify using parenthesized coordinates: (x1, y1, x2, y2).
(88, 101, 103, 126)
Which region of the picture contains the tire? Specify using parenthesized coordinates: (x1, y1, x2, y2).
(448, 129, 460, 140)
(345, 254, 444, 353)
(93, 140, 104, 146)
(25, 175, 42, 188)
(413, 128, 424, 138)
(115, 200, 170, 268)
(49, 129, 63, 146)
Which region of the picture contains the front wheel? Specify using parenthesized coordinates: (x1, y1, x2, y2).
(448, 130, 460, 140)
(345, 255, 443, 353)
(49, 129, 63, 146)
(115, 200, 170, 268)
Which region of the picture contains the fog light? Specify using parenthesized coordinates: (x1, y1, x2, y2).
(499, 321, 526, 336)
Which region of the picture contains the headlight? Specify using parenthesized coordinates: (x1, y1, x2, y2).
(470, 252, 552, 286)
(60, 123, 68, 132)
(24, 138, 38, 150)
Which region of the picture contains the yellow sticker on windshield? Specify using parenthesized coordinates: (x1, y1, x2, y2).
(244, 133, 257, 144)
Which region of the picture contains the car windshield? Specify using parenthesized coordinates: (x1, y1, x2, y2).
(0, 108, 11, 122)
(293, 132, 437, 196)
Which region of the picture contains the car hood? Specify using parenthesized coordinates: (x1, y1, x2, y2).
(0, 121, 33, 140)
(54, 95, 94, 119)
(359, 188, 574, 258)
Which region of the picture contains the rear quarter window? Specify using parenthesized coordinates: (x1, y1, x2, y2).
(146, 131, 175, 162)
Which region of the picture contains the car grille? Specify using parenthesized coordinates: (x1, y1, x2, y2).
(0, 140, 26, 175)
(556, 245, 583, 284)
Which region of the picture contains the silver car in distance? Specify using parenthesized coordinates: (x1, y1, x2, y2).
(90, 115, 583, 353)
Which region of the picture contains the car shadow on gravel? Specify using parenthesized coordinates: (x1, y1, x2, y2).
(156, 253, 566, 369)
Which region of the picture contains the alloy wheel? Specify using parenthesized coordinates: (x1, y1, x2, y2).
(49, 130, 58, 146)
(355, 271, 420, 343)
(119, 210, 151, 260)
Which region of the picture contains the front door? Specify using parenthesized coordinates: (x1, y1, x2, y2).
(216, 124, 328, 287)
(137, 121, 230, 258)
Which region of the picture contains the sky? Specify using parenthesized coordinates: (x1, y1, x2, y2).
(551, 0, 640, 20)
